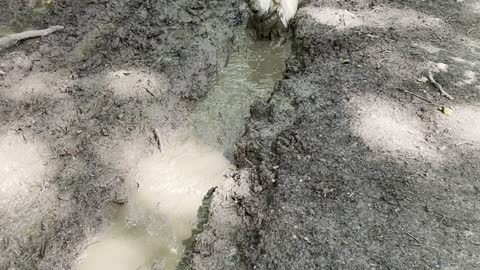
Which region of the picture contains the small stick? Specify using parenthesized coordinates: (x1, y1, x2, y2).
(446, 12, 459, 22)
(405, 232, 421, 244)
(151, 128, 163, 152)
(428, 71, 454, 100)
(245, 158, 254, 167)
(376, 59, 386, 69)
(325, 20, 344, 35)
(397, 88, 441, 107)
(344, 10, 356, 17)
(84, 240, 100, 249)
(144, 88, 156, 97)
(455, 142, 474, 146)
(150, 55, 165, 68)
(0, 25, 64, 50)
(39, 237, 48, 258)
(244, 157, 257, 172)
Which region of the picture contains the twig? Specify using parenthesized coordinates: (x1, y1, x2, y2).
(151, 128, 163, 152)
(344, 10, 356, 17)
(144, 88, 156, 97)
(0, 25, 64, 50)
(150, 55, 165, 68)
(445, 12, 459, 22)
(376, 59, 386, 69)
(455, 142, 474, 146)
(39, 237, 48, 258)
(428, 71, 454, 100)
(397, 88, 441, 107)
(404, 232, 421, 244)
(244, 158, 256, 172)
(325, 20, 345, 35)
(84, 240, 100, 249)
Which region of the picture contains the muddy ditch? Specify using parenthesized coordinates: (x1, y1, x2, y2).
(0, 0, 292, 269)
(2, 0, 480, 270)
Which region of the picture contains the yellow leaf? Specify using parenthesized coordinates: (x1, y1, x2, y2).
(439, 106, 453, 116)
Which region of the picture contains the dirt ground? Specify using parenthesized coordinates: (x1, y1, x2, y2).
(184, 0, 480, 269)
(0, 0, 242, 269)
(1, 0, 480, 269)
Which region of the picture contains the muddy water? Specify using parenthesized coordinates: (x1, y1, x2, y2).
(75, 27, 291, 270)
(192, 28, 291, 158)
(76, 134, 233, 270)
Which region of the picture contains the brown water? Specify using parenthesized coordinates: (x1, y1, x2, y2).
(74, 27, 291, 270)
(76, 132, 233, 270)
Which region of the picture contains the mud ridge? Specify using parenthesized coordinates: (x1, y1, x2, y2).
(0, 0, 242, 269)
(185, 0, 480, 269)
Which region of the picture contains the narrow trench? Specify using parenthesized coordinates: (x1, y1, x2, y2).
(74, 25, 291, 270)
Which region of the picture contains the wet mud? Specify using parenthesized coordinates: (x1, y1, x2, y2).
(185, 0, 480, 269)
(1, 0, 242, 269)
(1, 0, 480, 270)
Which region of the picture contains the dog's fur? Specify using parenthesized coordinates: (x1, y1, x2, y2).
(246, 0, 298, 38)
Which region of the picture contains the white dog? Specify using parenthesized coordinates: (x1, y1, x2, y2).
(246, 0, 298, 38)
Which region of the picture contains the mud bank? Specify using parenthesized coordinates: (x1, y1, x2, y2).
(185, 0, 480, 269)
(0, 0, 243, 269)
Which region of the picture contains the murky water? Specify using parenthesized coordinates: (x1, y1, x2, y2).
(76, 133, 232, 270)
(75, 27, 291, 270)
(192, 28, 291, 158)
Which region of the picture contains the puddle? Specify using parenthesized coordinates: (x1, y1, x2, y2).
(76, 204, 183, 270)
(75, 26, 291, 270)
(77, 133, 233, 270)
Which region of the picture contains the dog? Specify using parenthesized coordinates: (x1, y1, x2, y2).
(245, 0, 298, 39)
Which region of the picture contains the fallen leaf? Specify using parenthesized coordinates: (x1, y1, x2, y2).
(417, 76, 429, 83)
(439, 106, 453, 116)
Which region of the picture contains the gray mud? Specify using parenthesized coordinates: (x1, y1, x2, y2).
(0, 0, 242, 269)
(1, 0, 480, 269)
(185, 0, 480, 269)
